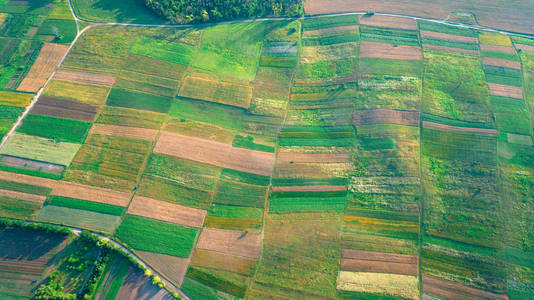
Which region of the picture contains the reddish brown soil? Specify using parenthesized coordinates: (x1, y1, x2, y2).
(482, 57, 521, 69)
(30, 96, 98, 122)
(51, 181, 131, 207)
(422, 275, 509, 300)
(127, 196, 206, 228)
(90, 124, 159, 141)
(136, 250, 190, 286)
(420, 30, 478, 43)
(516, 44, 534, 53)
(423, 121, 499, 135)
(196, 228, 262, 259)
(422, 44, 480, 55)
(360, 41, 422, 61)
(54, 70, 115, 86)
(0, 189, 46, 203)
(154, 132, 275, 176)
(272, 185, 347, 192)
(17, 43, 68, 92)
(303, 25, 359, 35)
(480, 44, 516, 54)
(277, 152, 350, 163)
(340, 249, 418, 275)
(487, 83, 524, 99)
(359, 14, 418, 30)
(353, 108, 419, 126)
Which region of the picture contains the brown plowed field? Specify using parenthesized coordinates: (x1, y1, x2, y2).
(116, 267, 173, 300)
(51, 181, 131, 207)
(360, 42, 422, 61)
(154, 132, 275, 176)
(423, 44, 479, 55)
(30, 96, 98, 122)
(487, 83, 523, 99)
(90, 124, 158, 141)
(303, 25, 358, 36)
(423, 121, 499, 135)
(127, 196, 206, 228)
(304, 1, 534, 35)
(480, 44, 516, 54)
(0, 189, 46, 204)
(277, 152, 350, 163)
(54, 70, 115, 86)
(422, 275, 509, 300)
(516, 44, 534, 53)
(353, 109, 419, 126)
(17, 43, 69, 92)
(1, 155, 64, 175)
(272, 185, 347, 192)
(136, 250, 189, 286)
(482, 57, 521, 69)
(340, 249, 418, 276)
(359, 15, 417, 30)
(0, 171, 56, 188)
(196, 228, 262, 259)
(420, 30, 478, 43)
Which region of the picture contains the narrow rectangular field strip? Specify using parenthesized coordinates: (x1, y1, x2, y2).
(53, 70, 116, 86)
(420, 30, 478, 44)
(360, 41, 422, 61)
(303, 25, 359, 36)
(37, 205, 121, 233)
(341, 249, 418, 276)
(127, 196, 206, 228)
(178, 77, 253, 109)
(358, 15, 418, 30)
(277, 152, 350, 163)
(480, 44, 516, 54)
(0, 189, 46, 204)
(272, 185, 347, 192)
(422, 121, 499, 135)
(516, 44, 534, 53)
(422, 44, 479, 55)
(30, 96, 98, 122)
(487, 83, 524, 99)
(422, 275, 508, 300)
(89, 124, 158, 142)
(196, 228, 262, 259)
(154, 132, 275, 176)
(17, 43, 69, 92)
(50, 181, 131, 207)
(353, 109, 419, 126)
(482, 57, 521, 70)
(337, 271, 419, 300)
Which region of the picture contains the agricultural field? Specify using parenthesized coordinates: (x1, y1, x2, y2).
(1, 6, 534, 300)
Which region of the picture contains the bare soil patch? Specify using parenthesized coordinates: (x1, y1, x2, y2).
(272, 185, 347, 192)
(0, 170, 56, 188)
(90, 124, 158, 142)
(488, 83, 523, 99)
(277, 152, 350, 163)
(482, 57, 521, 69)
(0, 189, 46, 204)
(116, 267, 173, 300)
(136, 250, 189, 286)
(516, 44, 534, 53)
(17, 43, 69, 92)
(480, 44, 516, 54)
(51, 181, 131, 207)
(423, 121, 498, 135)
(303, 25, 359, 36)
(1, 155, 65, 174)
(154, 132, 275, 176)
(54, 70, 115, 86)
(127, 196, 206, 228)
(422, 275, 508, 300)
(31, 96, 98, 122)
(196, 228, 262, 259)
(420, 30, 478, 43)
(341, 249, 418, 276)
(359, 15, 418, 30)
(422, 44, 479, 55)
(360, 41, 422, 61)
(353, 109, 419, 126)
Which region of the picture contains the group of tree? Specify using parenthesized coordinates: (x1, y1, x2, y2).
(145, 0, 304, 24)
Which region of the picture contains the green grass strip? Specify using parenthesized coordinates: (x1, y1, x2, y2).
(0, 178, 50, 195)
(47, 196, 124, 216)
(270, 196, 347, 212)
(220, 169, 270, 186)
(107, 88, 172, 113)
(18, 114, 91, 143)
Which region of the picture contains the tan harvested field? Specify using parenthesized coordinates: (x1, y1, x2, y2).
(89, 124, 158, 141)
(17, 43, 69, 92)
(420, 30, 478, 43)
(196, 228, 262, 259)
(275, 162, 352, 179)
(482, 57, 521, 70)
(358, 15, 417, 30)
(488, 83, 524, 99)
(127, 196, 206, 228)
(30, 96, 98, 122)
(191, 248, 256, 275)
(422, 275, 509, 300)
(0, 189, 46, 204)
(304, 1, 534, 35)
(0, 171, 130, 206)
(272, 185, 347, 192)
(136, 250, 189, 286)
(54, 70, 116, 86)
(360, 41, 422, 61)
(154, 132, 275, 176)
(337, 271, 419, 300)
(480, 44, 516, 54)
(423, 44, 479, 55)
(423, 121, 499, 135)
(303, 25, 358, 35)
(277, 152, 350, 163)
(340, 249, 418, 276)
(353, 109, 420, 126)
(515, 44, 534, 53)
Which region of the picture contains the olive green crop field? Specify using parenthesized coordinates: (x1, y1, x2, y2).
(0, 7, 534, 300)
